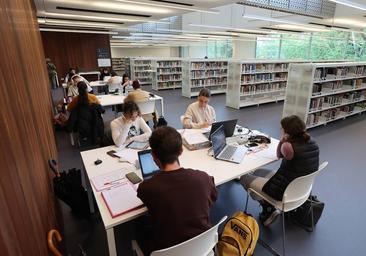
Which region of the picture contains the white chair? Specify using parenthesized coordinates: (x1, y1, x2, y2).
(245, 162, 328, 256)
(132, 216, 227, 256)
(137, 100, 156, 116)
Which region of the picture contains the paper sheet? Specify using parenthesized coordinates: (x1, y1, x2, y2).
(113, 148, 139, 164)
(183, 132, 209, 145)
(101, 184, 143, 218)
(90, 169, 127, 192)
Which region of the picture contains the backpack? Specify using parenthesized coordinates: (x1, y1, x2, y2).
(217, 212, 259, 256)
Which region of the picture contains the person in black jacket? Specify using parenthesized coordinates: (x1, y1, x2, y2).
(240, 115, 319, 226)
(67, 82, 105, 146)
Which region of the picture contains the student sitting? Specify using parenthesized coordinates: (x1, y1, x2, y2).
(183, 88, 216, 129)
(67, 81, 100, 112)
(137, 126, 217, 254)
(100, 67, 110, 81)
(240, 115, 319, 226)
(122, 74, 133, 93)
(110, 101, 152, 147)
(107, 71, 122, 93)
(70, 74, 93, 96)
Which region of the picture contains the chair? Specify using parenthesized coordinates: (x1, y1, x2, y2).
(132, 216, 227, 256)
(245, 162, 328, 256)
(137, 100, 157, 124)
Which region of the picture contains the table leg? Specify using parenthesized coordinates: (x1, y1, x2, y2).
(160, 98, 164, 117)
(107, 228, 117, 256)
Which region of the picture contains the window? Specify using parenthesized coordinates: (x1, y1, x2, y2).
(280, 34, 310, 60)
(180, 40, 233, 58)
(256, 36, 281, 59)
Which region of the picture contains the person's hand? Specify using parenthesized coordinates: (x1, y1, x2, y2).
(200, 122, 210, 129)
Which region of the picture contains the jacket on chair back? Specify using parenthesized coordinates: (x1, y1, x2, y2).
(262, 139, 319, 201)
(67, 103, 105, 145)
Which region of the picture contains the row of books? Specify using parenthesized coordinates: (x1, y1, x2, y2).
(307, 102, 366, 126)
(133, 72, 151, 77)
(241, 73, 288, 83)
(157, 74, 182, 81)
(191, 70, 227, 78)
(133, 66, 152, 71)
(242, 63, 288, 73)
(132, 60, 151, 65)
(312, 81, 343, 95)
(190, 62, 228, 70)
(314, 66, 366, 80)
(157, 67, 182, 74)
(191, 77, 227, 87)
(157, 61, 181, 67)
(241, 82, 286, 95)
(157, 81, 182, 87)
(310, 91, 366, 111)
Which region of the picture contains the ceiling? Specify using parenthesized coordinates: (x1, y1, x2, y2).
(35, 0, 366, 48)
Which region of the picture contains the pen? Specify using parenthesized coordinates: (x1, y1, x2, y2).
(104, 178, 125, 185)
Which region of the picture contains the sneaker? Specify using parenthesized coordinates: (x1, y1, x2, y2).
(263, 209, 281, 226)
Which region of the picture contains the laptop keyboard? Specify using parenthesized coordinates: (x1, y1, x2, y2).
(220, 145, 236, 160)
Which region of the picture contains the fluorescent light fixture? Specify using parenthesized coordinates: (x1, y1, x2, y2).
(331, 18, 366, 28)
(189, 23, 276, 34)
(329, 0, 366, 11)
(37, 18, 126, 29)
(274, 24, 328, 32)
(115, 0, 219, 14)
(39, 28, 117, 34)
(37, 11, 168, 24)
(242, 14, 326, 30)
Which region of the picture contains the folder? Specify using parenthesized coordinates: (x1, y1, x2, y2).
(101, 183, 144, 218)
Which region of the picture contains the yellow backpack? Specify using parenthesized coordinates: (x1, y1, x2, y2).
(217, 212, 259, 256)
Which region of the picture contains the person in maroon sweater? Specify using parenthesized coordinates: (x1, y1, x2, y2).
(137, 126, 217, 253)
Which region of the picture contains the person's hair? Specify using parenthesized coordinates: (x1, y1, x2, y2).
(68, 67, 75, 72)
(71, 74, 80, 81)
(102, 68, 109, 73)
(198, 88, 211, 98)
(123, 101, 140, 116)
(132, 80, 141, 90)
(111, 71, 117, 77)
(149, 126, 182, 167)
(281, 115, 310, 143)
(122, 74, 129, 82)
(77, 81, 89, 106)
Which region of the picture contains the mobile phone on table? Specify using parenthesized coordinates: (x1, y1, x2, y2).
(126, 172, 142, 184)
(107, 150, 118, 158)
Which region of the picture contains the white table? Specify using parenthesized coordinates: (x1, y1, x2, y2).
(97, 94, 165, 116)
(79, 71, 100, 80)
(80, 134, 279, 256)
(90, 81, 107, 87)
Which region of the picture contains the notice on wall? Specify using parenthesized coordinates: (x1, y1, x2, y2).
(97, 48, 111, 67)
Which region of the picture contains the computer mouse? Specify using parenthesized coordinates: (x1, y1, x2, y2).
(94, 159, 102, 165)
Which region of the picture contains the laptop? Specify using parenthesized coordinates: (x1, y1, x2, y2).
(203, 119, 238, 140)
(138, 149, 160, 179)
(211, 125, 247, 164)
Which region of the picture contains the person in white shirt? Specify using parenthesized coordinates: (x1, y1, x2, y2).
(111, 101, 152, 147)
(122, 74, 133, 94)
(70, 74, 93, 95)
(107, 71, 122, 93)
(183, 88, 216, 129)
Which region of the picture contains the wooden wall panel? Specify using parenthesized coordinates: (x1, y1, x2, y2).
(0, 0, 59, 255)
(41, 31, 111, 80)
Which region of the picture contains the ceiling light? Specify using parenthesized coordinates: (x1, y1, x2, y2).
(274, 24, 328, 32)
(188, 23, 274, 34)
(39, 28, 117, 34)
(331, 18, 366, 28)
(329, 0, 366, 11)
(37, 11, 166, 23)
(115, 0, 219, 14)
(37, 18, 126, 29)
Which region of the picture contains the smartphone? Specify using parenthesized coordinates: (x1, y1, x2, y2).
(246, 142, 258, 148)
(125, 172, 142, 184)
(107, 150, 118, 158)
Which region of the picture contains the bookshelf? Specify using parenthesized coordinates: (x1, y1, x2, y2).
(283, 62, 366, 129)
(152, 59, 182, 90)
(111, 57, 130, 76)
(182, 59, 228, 98)
(130, 58, 154, 85)
(227, 60, 291, 109)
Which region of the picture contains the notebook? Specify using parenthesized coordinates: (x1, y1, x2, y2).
(101, 183, 144, 218)
(90, 169, 127, 192)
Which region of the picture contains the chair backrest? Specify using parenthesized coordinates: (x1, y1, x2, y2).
(282, 162, 328, 212)
(151, 216, 227, 256)
(137, 100, 155, 115)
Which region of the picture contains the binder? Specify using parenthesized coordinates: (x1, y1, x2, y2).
(101, 183, 144, 218)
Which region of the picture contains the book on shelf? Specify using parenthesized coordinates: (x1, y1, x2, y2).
(191, 77, 227, 87)
(190, 61, 228, 70)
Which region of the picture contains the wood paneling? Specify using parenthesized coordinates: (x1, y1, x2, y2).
(41, 31, 111, 81)
(0, 0, 59, 255)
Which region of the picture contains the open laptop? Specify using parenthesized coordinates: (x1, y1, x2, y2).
(211, 125, 247, 164)
(203, 119, 238, 140)
(138, 149, 160, 179)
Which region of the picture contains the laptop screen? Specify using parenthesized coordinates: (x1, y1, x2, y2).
(211, 125, 227, 158)
(138, 150, 160, 178)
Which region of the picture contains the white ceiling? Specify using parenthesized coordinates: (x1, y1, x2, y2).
(35, 0, 366, 47)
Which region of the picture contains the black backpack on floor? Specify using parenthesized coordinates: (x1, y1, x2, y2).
(289, 195, 324, 232)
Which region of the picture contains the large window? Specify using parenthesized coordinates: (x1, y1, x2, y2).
(181, 40, 233, 58)
(280, 34, 310, 60)
(256, 36, 281, 59)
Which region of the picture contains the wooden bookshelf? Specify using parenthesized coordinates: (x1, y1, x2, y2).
(182, 59, 228, 98)
(283, 62, 366, 129)
(152, 58, 182, 90)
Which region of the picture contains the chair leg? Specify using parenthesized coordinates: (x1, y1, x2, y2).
(282, 211, 286, 256)
(310, 197, 314, 232)
(245, 192, 249, 212)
